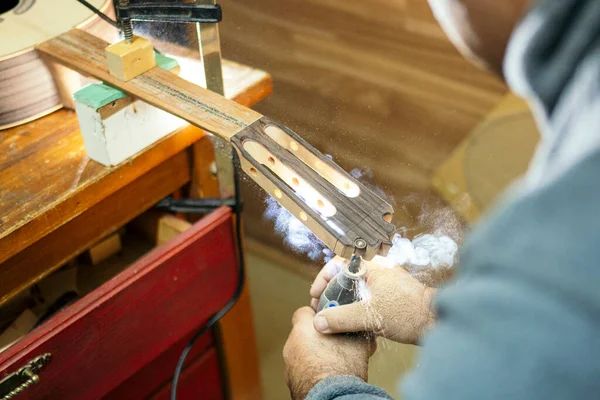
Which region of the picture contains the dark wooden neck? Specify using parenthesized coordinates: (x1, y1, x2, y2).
(36, 29, 395, 259)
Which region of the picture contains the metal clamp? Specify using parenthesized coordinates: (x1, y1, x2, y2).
(112, 0, 232, 200)
(156, 196, 240, 214)
(0, 354, 52, 400)
(115, 2, 222, 24)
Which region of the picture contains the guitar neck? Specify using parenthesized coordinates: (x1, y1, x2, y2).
(37, 29, 260, 140)
(36, 29, 395, 260)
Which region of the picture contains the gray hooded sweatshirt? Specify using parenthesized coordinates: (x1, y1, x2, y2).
(306, 0, 600, 399)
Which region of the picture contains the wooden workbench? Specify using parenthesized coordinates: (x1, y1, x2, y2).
(0, 59, 271, 303)
(0, 59, 271, 399)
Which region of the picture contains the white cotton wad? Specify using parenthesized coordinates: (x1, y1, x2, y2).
(264, 196, 334, 261)
(262, 163, 460, 267)
(386, 233, 458, 269)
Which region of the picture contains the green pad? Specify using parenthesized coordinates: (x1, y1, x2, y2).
(155, 51, 180, 71)
(73, 51, 180, 110)
(73, 83, 128, 111)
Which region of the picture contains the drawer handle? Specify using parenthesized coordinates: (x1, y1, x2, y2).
(0, 354, 51, 400)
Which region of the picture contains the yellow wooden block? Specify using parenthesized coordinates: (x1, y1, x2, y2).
(105, 36, 156, 81)
(88, 232, 122, 265)
(157, 215, 191, 246)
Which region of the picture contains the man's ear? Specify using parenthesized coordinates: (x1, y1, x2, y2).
(428, 0, 482, 63)
(428, 0, 530, 77)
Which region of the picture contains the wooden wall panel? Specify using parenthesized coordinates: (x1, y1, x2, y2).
(218, 0, 507, 256)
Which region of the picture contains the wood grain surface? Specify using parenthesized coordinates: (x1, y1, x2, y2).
(0, 149, 190, 305)
(216, 0, 508, 254)
(0, 111, 199, 268)
(0, 60, 270, 260)
(36, 29, 262, 140)
(0, 59, 271, 304)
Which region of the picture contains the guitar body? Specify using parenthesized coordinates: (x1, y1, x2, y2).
(0, 0, 114, 129)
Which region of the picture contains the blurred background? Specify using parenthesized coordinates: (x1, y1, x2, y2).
(2, 0, 543, 398)
(214, 1, 508, 398)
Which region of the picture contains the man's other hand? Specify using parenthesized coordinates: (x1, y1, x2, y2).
(283, 306, 376, 400)
(310, 256, 437, 345)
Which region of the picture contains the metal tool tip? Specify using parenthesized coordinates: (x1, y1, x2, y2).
(348, 255, 361, 273)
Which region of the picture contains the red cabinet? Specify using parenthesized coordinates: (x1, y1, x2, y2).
(151, 349, 223, 400)
(0, 207, 237, 399)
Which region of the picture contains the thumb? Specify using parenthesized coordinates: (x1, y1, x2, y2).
(314, 301, 380, 334)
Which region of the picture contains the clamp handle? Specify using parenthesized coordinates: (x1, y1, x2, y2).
(115, 1, 222, 24)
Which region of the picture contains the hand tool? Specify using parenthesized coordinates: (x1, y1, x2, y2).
(317, 255, 367, 312)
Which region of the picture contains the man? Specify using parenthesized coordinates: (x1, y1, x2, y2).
(283, 0, 600, 399)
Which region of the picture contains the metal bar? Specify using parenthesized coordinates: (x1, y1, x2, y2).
(118, 3, 222, 23)
(156, 197, 237, 213)
(195, 0, 235, 199)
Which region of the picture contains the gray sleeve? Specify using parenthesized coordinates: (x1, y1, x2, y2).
(306, 376, 393, 400)
(402, 152, 600, 400)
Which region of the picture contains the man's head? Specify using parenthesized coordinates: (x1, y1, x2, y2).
(428, 0, 531, 75)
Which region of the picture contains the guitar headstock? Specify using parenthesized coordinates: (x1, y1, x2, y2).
(231, 117, 396, 260)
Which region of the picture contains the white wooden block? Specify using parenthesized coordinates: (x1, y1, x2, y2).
(73, 53, 186, 166)
(74, 94, 185, 166)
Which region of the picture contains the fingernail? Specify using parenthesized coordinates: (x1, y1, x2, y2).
(314, 315, 329, 333)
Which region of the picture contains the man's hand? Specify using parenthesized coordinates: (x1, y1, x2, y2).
(310, 256, 437, 345)
(283, 306, 376, 400)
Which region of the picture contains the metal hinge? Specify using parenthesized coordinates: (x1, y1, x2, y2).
(0, 354, 52, 400)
